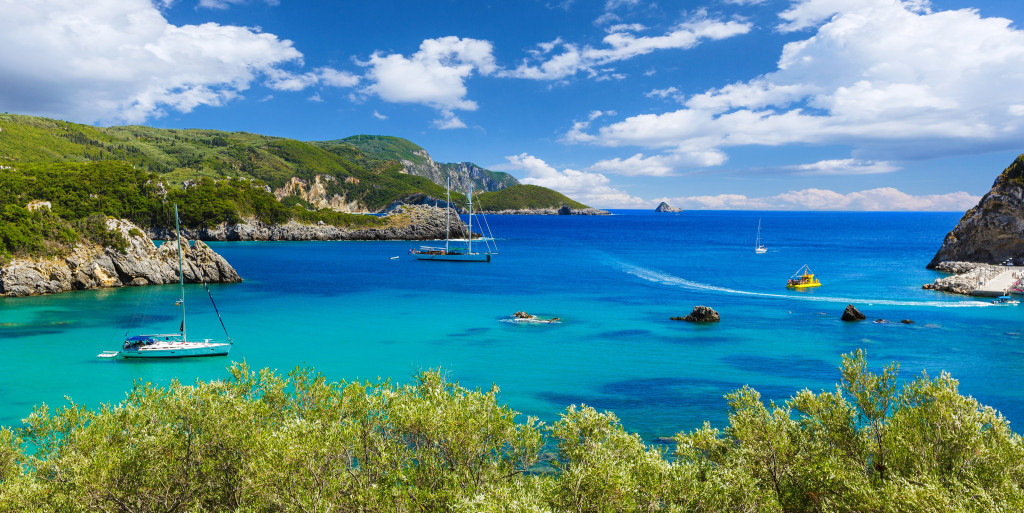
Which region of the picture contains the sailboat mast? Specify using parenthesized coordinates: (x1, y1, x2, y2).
(174, 204, 186, 341)
(445, 175, 451, 252)
(467, 184, 473, 253)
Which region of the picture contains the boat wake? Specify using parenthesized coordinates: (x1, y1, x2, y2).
(615, 261, 987, 308)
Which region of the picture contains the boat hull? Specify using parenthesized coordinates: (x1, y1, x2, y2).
(118, 341, 231, 358)
(786, 283, 821, 289)
(411, 252, 491, 262)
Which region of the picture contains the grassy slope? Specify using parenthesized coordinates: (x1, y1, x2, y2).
(475, 184, 589, 210)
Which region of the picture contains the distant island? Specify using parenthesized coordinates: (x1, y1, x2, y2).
(654, 201, 682, 213)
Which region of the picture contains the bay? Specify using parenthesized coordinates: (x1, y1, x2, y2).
(2, 210, 1022, 441)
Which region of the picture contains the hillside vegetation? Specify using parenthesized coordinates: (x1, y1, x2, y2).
(322, 135, 519, 193)
(0, 114, 590, 260)
(476, 184, 589, 211)
(2, 351, 1021, 511)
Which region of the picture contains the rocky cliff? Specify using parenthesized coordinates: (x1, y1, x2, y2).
(273, 175, 363, 212)
(1, 218, 241, 297)
(148, 205, 469, 241)
(928, 154, 1024, 268)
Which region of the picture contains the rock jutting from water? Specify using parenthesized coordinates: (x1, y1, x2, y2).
(928, 153, 1024, 268)
(671, 306, 720, 323)
(654, 202, 682, 213)
(0, 218, 241, 298)
(841, 304, 866, 321)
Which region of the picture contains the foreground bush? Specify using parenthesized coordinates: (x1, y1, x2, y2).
(1, 351, 1022, 512)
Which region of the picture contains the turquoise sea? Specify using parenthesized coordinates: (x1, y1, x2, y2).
(3, 210, 1023, 440)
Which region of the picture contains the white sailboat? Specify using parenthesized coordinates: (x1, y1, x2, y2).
(99, 205, 232, 359)
(410, 177, 497, 262)
(755, 218, 767, 254)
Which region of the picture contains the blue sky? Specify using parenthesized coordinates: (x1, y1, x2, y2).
(2, 0, 1023, 210)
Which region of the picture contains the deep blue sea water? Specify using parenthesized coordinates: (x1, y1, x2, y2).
(3, 210, 1023, 441)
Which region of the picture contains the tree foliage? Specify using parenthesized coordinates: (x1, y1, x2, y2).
(475, 185, 590, 211)
(2, 352, 1022, 512)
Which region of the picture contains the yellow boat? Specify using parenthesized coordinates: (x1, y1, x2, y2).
(786, 264, 821, 289)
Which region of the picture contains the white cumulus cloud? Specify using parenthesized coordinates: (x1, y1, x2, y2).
(0, 0, 306, 124)
(359, 36, 496, 116)
(506, 13, 751, 80)
(573, 0, 1024, 173)
(660, 187, 979, 211)
(790, 159, 900, 175)
(496, 153, 647, 207)
(198, 0, 280, 9)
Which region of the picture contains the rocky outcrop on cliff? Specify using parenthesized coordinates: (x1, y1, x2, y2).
(148, 205, 468, 241)
(0, 218, 241, 297)
(273, 175, 362, 212)
(395, 148, 517, 194)
(655, 202, 682, 213)
(438, 162, 518, 193)
(928, 154, 1024, 268)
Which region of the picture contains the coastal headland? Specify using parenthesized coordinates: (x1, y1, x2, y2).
(926, 153, 1024, 296)
(147, 205, 469, 242)
(0, 218, 240, 297)
(928, 154, 1024, 268)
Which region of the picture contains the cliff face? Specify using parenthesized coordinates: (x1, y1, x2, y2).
(928, 154, 1024, 268)
(273, 175, 362, 212)
(1, 218, 241, 297)
(397, 149, 517, 193)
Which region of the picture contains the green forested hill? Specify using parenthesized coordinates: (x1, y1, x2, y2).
(475, 184, 588, 210)
(0, 114, 591, 260)
(320, 135, 519, 192)
(0, 114, 561, 209)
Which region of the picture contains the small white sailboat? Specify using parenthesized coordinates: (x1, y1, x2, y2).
(410, 177, 497, 262)
(99, 205, 232, 359)
(755, 218, 767, 254)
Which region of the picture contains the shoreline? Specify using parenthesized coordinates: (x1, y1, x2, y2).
(924, 261, 1023, 296)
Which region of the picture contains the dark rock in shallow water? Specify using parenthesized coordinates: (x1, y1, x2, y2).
(901, 319, 915, 324)
(672, 306, 720, 323)
(841, 304, 866, 321)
